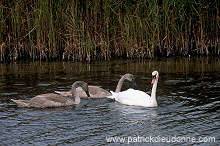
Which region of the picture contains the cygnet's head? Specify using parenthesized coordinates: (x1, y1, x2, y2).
(124, 73, 137, 86)
(74, 81, 90, 97)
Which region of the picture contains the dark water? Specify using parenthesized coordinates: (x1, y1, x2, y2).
(0, 57, 219, 146)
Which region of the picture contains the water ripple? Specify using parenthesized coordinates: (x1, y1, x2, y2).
(1, 58, 219, 145)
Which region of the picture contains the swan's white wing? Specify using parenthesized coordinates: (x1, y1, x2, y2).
(106, 91, 117, 100)
(107, 89, 156, 107)
(115, 89, 151, 107)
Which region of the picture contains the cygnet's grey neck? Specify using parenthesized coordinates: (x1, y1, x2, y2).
(71, 81, 82, 104)
(115, 75, 127, 93)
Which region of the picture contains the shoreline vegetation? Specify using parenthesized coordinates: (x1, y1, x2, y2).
(0, 0, 219, 62)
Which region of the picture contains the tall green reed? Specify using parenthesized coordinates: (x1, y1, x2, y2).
(0, 0, 219, 61)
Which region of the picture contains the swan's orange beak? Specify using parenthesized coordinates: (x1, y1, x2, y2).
(151, 77, 156, 84)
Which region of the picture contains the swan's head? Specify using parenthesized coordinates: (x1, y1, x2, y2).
(124, 73, 137, 86)
(151, 71, 159, 84)
(74, 81, 90, 97)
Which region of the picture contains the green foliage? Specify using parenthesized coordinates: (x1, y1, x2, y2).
(0, 0, 219, 61)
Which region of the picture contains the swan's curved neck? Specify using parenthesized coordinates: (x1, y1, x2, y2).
(115, 75, 126, 93)
(71, 84, 81, 104)
(150, 78, 158, 105)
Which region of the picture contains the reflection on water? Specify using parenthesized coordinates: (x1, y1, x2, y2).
(109, 103, 158, 127)
(0, 57, 219, 145)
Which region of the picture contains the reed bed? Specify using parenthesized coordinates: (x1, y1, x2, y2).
(0, 0, 219, 61)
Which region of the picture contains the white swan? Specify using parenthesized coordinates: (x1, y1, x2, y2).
(11, 81, 90, 108)
(55, 73, 136, 98)
(107, 71, 159, 107)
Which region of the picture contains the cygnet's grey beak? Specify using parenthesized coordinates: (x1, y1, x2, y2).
(132, 80, 137, 86)
(86, 90, 90, 97)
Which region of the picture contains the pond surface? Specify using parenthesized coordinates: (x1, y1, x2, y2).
(0, 57, 219, 145)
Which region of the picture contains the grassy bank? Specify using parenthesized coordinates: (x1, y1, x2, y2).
(0, 0, 219, 61)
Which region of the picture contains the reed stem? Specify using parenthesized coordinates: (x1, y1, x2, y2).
(0, 0, 219, 61)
